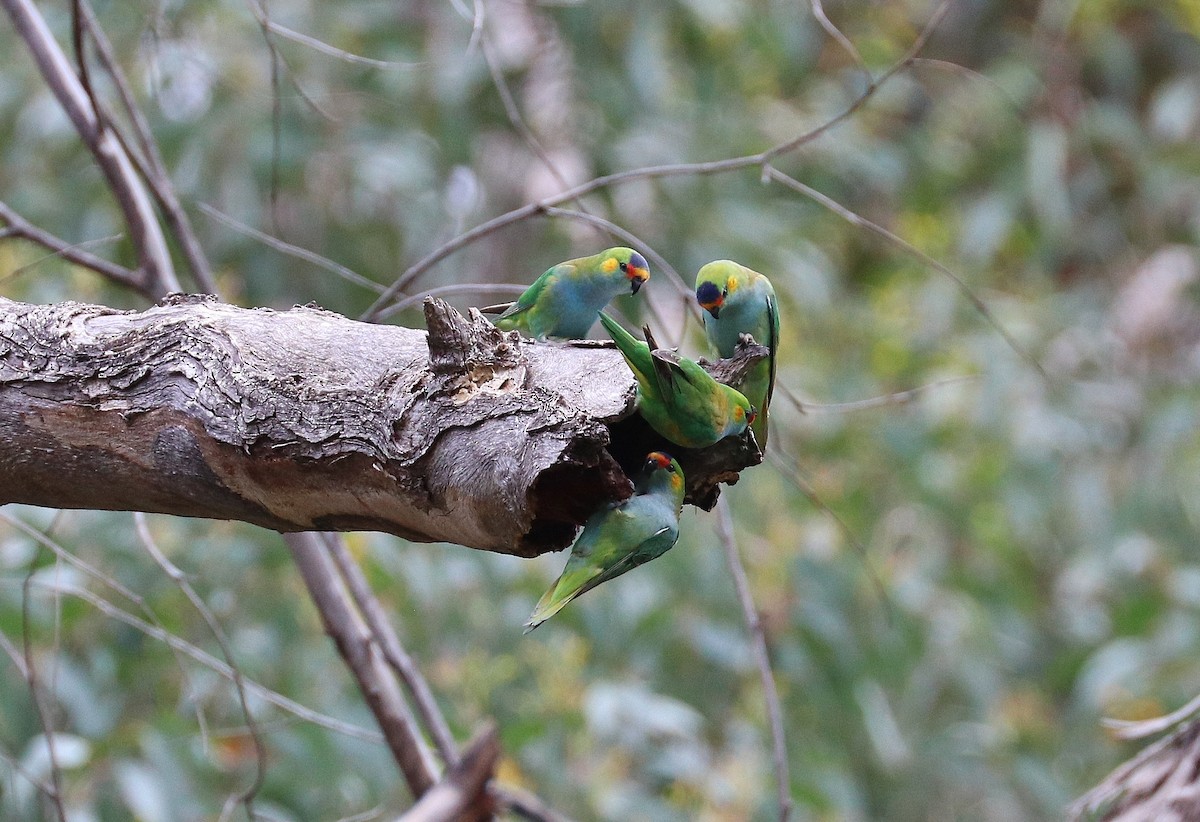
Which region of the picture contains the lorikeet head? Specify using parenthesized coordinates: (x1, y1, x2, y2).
(695, 279, 725, 318)
(618, 250, 650, 294)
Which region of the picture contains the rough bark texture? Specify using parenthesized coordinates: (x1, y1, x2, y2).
(0, 295, 762, 556)
(1070, 718, 1200, 822)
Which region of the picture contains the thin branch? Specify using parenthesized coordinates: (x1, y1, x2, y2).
(321, 533, 459, 766)
(810, 0, 870, 83)
(135, 514, 266, 819)
(1, 0, 179, 296)
(362, 0, 957, 321)
(262, 18, 422, 69)
(762, 0, 955, 163)
(714, 497, 792, 822)
(0, 574, 384, 743)
(763, 167, 1046, 379)
(778, 375, 977, 414)
(491, 784, 573, 822)
(0, 746, 59, 808)
(21, 553, 67, 822)
(377, 283, 528, 320)
(0, 200, 147, 295)
(0, 513, 378, 743)
(199, 202, 385, 294)
(1103, 692, 1200, 741)
(764, 443, 895, 618)
(284, 532, 440, 798)
(77, 0, 218, 293)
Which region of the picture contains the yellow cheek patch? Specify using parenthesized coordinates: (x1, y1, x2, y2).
(726, 276, 739, 294)
(602, 258, 619, 274)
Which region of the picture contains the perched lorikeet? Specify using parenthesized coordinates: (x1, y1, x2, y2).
(482, 247, 650, 340)
(525, 451, 685, 632)
(598, 311, 754, 449)
(695, 260, 778, 447)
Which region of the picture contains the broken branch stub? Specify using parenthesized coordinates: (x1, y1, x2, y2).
(0, 295, 762, 555)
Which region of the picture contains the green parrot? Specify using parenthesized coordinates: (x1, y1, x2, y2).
(525, 451, 685, 632)
(481, 247, 650, 340)
(694, 260, 778, 447)
(598, 311, 754, 449)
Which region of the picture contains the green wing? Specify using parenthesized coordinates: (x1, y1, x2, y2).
(498, 263, 573, 320)
(524, 500, 672, 631)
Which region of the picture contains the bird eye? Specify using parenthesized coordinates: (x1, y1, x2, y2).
(619, 261, 628, 272)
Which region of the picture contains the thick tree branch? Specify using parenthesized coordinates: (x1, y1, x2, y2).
(0, 296, 761, 556)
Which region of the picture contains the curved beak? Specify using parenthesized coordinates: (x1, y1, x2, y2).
(704, 304, 721, 319)
(629, 271, 648, 295)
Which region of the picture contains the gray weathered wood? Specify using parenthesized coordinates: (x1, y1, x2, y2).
(0, 295, 761, 556)
(1070, 717, 1200, 821)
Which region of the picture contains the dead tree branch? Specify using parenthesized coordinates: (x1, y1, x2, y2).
(0, 295, 762, 556)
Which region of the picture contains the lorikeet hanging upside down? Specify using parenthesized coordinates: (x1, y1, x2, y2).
(525, 452, 685, 632)
(481, 247, 650, 340)
(695, 260, 778, 448)
(599, 311, 754, 449)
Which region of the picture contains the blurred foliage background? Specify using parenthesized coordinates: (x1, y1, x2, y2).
(3, 0, 1200, 819)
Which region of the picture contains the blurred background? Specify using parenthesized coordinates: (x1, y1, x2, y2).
(2, 0, 1200, 819)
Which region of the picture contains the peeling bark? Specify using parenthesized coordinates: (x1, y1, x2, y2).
(0, 295, 762, 556)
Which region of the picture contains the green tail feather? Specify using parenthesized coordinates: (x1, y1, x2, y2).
(598, 311, 653, 377)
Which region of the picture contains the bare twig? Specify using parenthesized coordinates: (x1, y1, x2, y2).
(321, 533, 459, 765)
(4, 575, 385, 743)
(20, 554, 67, 821)
(491, 784, 572, 822)
(284, 532, 440, 798)
(1104, 692, 1200, 741)
(762, 167, 1046, 379)
(199, 203, 386, 294)
(362, 0, 957, 321)
(0, 513, 379, 743)
(378, 283, 528, 319)
(764, 443, 895, 618)
(810, 0, 870, 82)
(479, 30, 576, 200)
(778, 375, 977, 414)
(261, 18, 422, 69)
(135, 514, 267, 819)
(715, 497, 792, 822)
(0, 746, 59, 807)
(76, 0, 218, 293)
(2, 0, 179, 296)
(0, 200, 146, 295)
